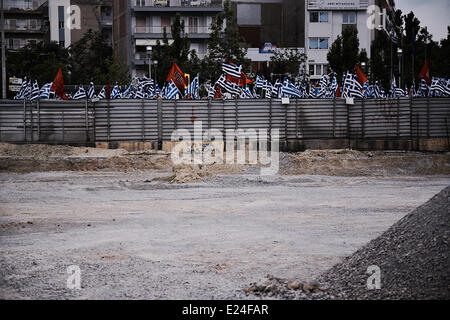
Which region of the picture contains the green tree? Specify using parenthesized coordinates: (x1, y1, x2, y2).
(70, 30, 130, 84)
(201, 0, 250, 83)
(151, 13, 191, 85)
(327, 27, 362, 80)
(6, 41, 70, 88)
(270, 48, 307, 80)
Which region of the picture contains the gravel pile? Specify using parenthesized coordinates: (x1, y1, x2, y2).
(245, 186, 450, 300)
(316, 185, 450, 299)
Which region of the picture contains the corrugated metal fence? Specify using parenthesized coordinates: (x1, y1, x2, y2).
(0, 98, 449, 145)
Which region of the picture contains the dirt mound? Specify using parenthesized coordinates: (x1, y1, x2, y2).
(285, 149, 450, 176)
(0, 142, 126, 160)
(315, 185, 450, 299)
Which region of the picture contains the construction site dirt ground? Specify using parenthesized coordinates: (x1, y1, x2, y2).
(0, 143, 449, 299)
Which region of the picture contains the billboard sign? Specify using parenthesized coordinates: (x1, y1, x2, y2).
(307, 0, 369, 10)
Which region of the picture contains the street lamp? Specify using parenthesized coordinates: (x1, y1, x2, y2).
(146, 46, 152, 78)
(397, 48, 403, 87)
(153, 60, 158, 83)
(361, 61, 366, 73)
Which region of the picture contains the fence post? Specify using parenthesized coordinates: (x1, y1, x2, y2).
(234, 99, 238, 131)
(285, 101, 288, 149)
(30, 101, 33, 142)
(269, 98, 272, 142)
(332, 98, 336, 138)
(37, 99, 40, 141)
(157, 98, 162, 150)
(207, 99, 211, 131)
(23, 99, 26, 142)
(107, 99, 110, 142)
(85, 100, 89, 142)
(92, 101, 96, 143)
(174, 99, 177, 131)
(62, 109, 65, 142)
(409, 97, 413, 151)
(426, 96, 430, 138)
(346, 103, 351, 149)
(295, 99, 299, 141)
(141, 99, 145, 141)
(361, 99, 365, 139)
(396, 98, 400, 138)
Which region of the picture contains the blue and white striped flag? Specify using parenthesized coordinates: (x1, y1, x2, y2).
(73, 85, 87, 100)
(281, 78, 302, 98)
(87, 82, 96, 99)
(97, 86, 106, 99)
(217, 73, 240, 95)
(417, 79, 428, 97)
(222, 62, 242, 78)
(135, 86, 145, 99)
(39, 82, 52, 99)
(165, 80, 180, 99)
(185, 75, 199, 99)
(13, 77, 28, 100)
(30, 80, 40, 101)
(430, 77, 447, 96)
(255, 75, 264, 89)
(110, 84, 121, 99)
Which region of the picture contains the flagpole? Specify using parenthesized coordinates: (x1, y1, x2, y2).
(1, 0, 6, 99)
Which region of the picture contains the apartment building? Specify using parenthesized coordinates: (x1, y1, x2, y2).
(113, 0, 224, 78)
(305, 0, 375, 80)
(2, 0, 49, 50)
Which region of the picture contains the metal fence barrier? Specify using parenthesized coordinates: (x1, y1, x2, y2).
(1, 98, 449, 148)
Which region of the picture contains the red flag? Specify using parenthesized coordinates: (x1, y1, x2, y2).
(106, 82, 111, 100)
(419, 60, 430, 85)
(226, 71, 253, 87)
(335, 83, 341, 98)
(214, 85, 222, 99)
(50, 67, 69, 100)
(166, 62, 187, 90)
(355, 64, 368, 85)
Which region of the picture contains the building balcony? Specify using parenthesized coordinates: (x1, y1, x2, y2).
(4, 25, 45, 34)
(132, 1, 223, 12)
(134, 26, 212, 38)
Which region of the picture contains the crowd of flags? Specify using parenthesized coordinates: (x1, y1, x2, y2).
(13, 62, 450, 101)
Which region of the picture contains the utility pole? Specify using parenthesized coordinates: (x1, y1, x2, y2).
(1, 0, 6, 99)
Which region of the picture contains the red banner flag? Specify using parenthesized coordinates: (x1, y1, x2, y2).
(50, 67, 69, 100)
(335, 83, 341, 98)
(214, 85, 222, 99)
(166, 63, 187, 90)
(226, 71, 253, 87)
(418, 60, 430, 85)
(355, 64, 368, 85)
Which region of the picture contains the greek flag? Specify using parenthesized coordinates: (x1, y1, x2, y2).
(222, 63, 242, 78)
(110, 84, 121, 99)
(330, 76, 338, 97)
(30, 81, 40, 101)
(13, 77, 28, 100)
(272, 80, 282, 98)
(73, 85, 87, 100)
(410, 80, 417, 97)
(185, 75, 199, 99)
(217, 73, 240, 95)
(39, 82, 52, 99)
(430, 77, 447, 96)
(154, 83, 161, 97)
(165, 80, 180, 99)
(281, 78, 302, 98)
(87, 82, 96, 99)
(207, 84, 216, 99)
(252, 87, 260, 99)
(242, 85, 253, 99)
(263, 80, 272, 99)
(135, 86, 145, 99)
(342, 73, 363, 98)
(255, 75, 264, 89)
(137, 77, 154, 90)
(22, 80, 31, 100)
(97, 86, 106, 99)
(417, 79, 429, 97)
(317, 75, 329, 98)
(373, 81, 382, 99)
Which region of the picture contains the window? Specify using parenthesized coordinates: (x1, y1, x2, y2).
(310, 11, 328, 23)
(309, 37, 328, 50)
(309, 64, 328, 76)
(59, 21, 64, 29)
(309, 38, 318, 49)
(343, 12, 356, 24)
(189, 17, 199, 34)
(319, 38, 328, 49)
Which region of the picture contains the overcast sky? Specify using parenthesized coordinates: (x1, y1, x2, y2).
(395, 0, 450, 41)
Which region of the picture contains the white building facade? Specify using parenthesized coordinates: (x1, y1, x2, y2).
(305, 0, 373, 80)
(47, 0, 71, 48)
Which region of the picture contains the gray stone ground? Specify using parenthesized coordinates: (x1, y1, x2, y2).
(1, 171, 448, 299)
